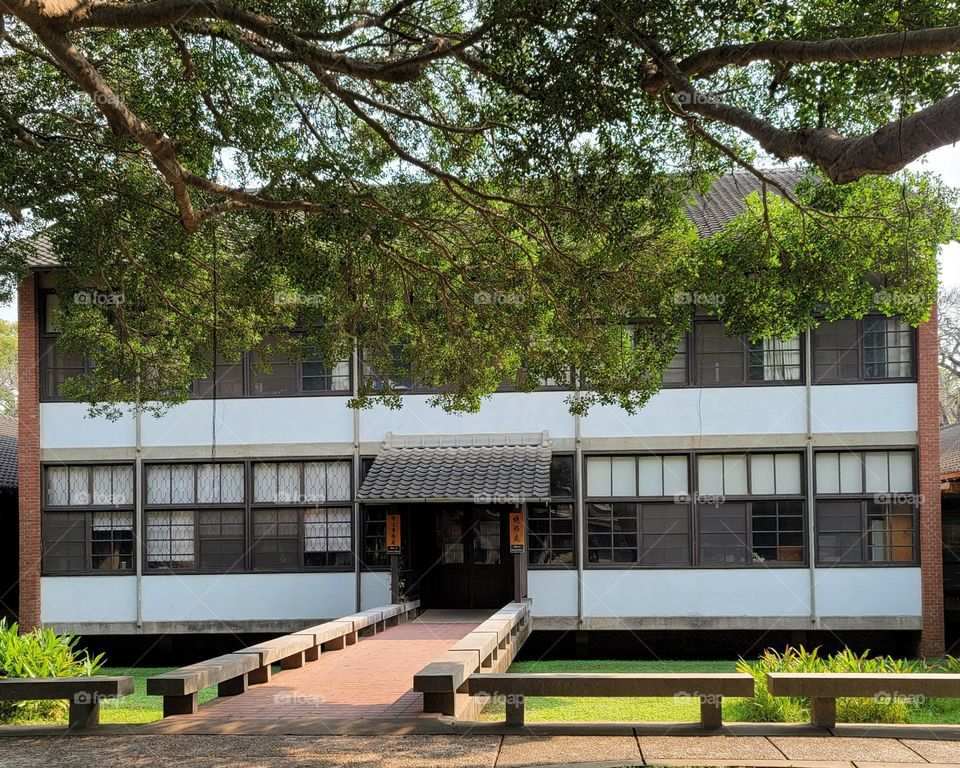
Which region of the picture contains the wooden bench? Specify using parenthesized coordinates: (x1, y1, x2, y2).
(147, 652, 262, 716)
(0, 676, 134, 729)
(466, 673, 754, 727)
(767, 672, 960, 729)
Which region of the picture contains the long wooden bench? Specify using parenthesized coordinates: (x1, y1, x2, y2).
(414, 600, 532, 719)
(149, 601, 420, 717)
(466, 672, 754, 727)
(767, 672, 960, 729)
(0, 676, 134, 729)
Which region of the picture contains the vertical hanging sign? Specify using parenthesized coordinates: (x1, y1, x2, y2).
(386, 513, 402, 554)
(509, 510, 525, 554)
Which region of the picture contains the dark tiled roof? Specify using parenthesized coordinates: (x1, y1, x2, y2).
(943, 423, 960, 477)
(685, 168, 808, 237)
(0, 416, 17, 489)
(358, 432, 552, 502)
(13, 169, 808, 267)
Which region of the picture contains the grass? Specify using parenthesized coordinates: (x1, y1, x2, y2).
(477, 659, 960, 724)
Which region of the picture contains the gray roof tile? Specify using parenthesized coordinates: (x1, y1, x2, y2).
(358, 433, 552, 502)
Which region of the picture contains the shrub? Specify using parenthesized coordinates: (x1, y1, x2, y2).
(0, 619, 105, 723)
(730, 646, 930, 724)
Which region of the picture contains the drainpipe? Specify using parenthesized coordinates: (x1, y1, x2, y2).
(575, 411, 584, 627)
(134, 406, 143, 633)
(805, 330, 819, 629)
(353, 338, 362, 612)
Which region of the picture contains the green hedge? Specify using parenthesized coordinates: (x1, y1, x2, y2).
(0, 619, 104, 722)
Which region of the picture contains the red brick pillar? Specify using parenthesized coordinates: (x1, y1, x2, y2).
(18, 275, 41, 630)
(918, 307, 944, 657)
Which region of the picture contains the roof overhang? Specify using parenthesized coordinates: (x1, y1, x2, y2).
(357, 432, 552, 505)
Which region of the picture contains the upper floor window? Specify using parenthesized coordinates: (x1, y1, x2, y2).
(249, 336, 351, 395)
(42, 464, 135, 574)
(693, 322, 801, 385)
(813, 317, 914, 383)
(39, 292, 90, 400)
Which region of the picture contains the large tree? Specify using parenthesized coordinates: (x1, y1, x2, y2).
(1, 0, 958, 415)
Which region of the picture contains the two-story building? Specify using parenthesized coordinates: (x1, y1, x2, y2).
(17, 171, 944, 656)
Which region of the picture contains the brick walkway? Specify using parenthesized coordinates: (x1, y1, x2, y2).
(186, 613, 484, 722)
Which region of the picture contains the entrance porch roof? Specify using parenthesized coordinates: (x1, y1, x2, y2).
(357, 432, 552, 504)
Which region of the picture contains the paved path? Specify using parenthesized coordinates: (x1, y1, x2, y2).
(183, 611, 485, 722)
(7, 731, 960, 768)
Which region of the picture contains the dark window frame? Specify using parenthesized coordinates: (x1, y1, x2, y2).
(812, 315, 917, 384)
(692, 319, 804, 387)
(41, 462, 136, 575)
(813, 448, 919, 566)
(528, 453, 577, 569)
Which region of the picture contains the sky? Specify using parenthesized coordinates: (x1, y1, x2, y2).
(2, 144, 959, 323)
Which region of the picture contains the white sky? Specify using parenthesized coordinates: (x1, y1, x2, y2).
(2, 144, 958, 324)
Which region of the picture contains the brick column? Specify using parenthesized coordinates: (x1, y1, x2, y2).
(18, 275, 41, 630)
(918, 307, 944, 657)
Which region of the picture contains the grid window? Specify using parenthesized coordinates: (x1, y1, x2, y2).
(528, 503, 574, 566)
(197, 509, 246, 571)
(42, 464, 136, 574)
(815, 451, 915, 495)
(751, 501, 804, 563)
(362, 507, 390, 568)
(663, 337, 688, 385)
(748, 337, 801, 381)
(866, 502, 915, 562)
(586, 455, 688, 497)
(252, 508, 300, 569)
(813, 317, 914, 382)
(249, 337, 351, 394)
(253, 460, 351, 503)
(640, 502, 690, 565)
(91, 510, 135, 571)
(304, 507, 352, 567)
(146, 463, 244, 505)
(695, 323, 745, 384)
(587, 502, 639, 564)
(191, 355, 245, 398)
(698, 502, 748, 564)
(42, 512, 87, 573)
(863, 317, 913, 379)
(145, 510, 196, 569)
(39, 292, 92, 401)
(301, 352, 351, 392)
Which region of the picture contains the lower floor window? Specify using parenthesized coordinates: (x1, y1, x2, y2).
(304, 507, 352, 567)
(528, 503, 575, 566)
(43, 510, 134, 573)
(587, 502, 690, 565)
(699, 500, 805, 565)
(816, 500, 916, 564)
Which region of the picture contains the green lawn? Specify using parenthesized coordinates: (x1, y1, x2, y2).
(477, 659, 960, 724)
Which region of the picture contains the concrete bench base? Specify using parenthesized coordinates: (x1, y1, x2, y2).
(0, 676, 134, 730)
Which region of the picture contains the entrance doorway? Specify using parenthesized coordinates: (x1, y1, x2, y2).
(410, 505, 516, 609)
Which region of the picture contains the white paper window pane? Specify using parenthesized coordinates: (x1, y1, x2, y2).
(612, 457, 638, 496)
(750, 455, 776, 495)
(662, 456, 689, 496)
(816, 453, 839, 494)
(220, 464, 244, 503)
(197, 463, 217, 504)
(278, 463, 301, 502)
(69, 466, 89, 505)
(723, 455, 748, 495)
(775, 454, 802, 495)
(113, 466, 134, 506)
(92, 466, 114, 505)
(888, 451, 914, 493)
(586, 457, 612, 497)
(304, 509, 324, 551)
(170, 464, 195, 504)
(46, 466, 69, 506)
(636, 457, 662, 496)
(864, 452, 889, 493)
(303, 463, 326, 502)
(839, 453, 863, 493)
(146, 465, 171, 504)
(254, 463, 278, 503)
(698, 455, 724, 495)
(326, 461, 351, 501)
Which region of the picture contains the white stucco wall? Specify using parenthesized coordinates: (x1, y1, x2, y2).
(42, 576, 138, 624)
(360, 571, 391, 610)
(529, 570, 578, 617)
(814, 567, 922, 617)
